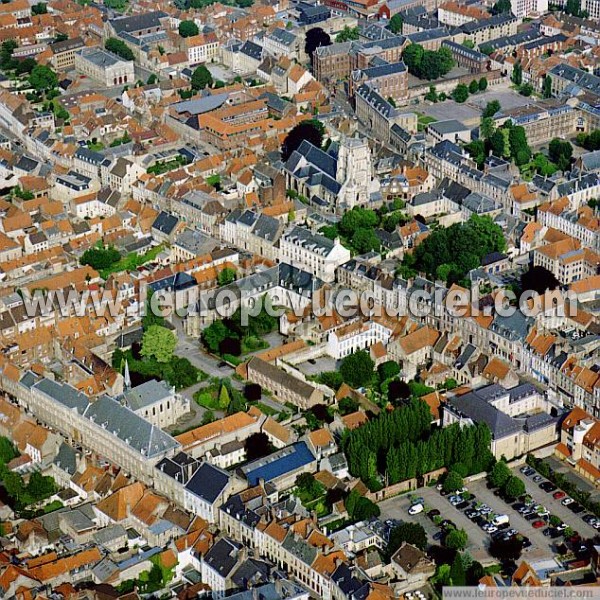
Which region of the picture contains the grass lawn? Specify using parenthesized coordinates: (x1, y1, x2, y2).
(417, 114, 438, 132)
(87, 142, 105, 151)
(255, 402, 278, 417)
(193, 389, 221, 410)
(100, 244, 164, 279)
(241, 335, 269, 354)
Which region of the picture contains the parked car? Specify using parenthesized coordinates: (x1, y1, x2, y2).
(408, 503, 424, 515)
(440, 520, 456, 530)
(570, 504, 585, 514)
(493, 515, 510, 526)
(532, 520, 546, 529)
(582, 514, 597, 525)
(465, 509, 479, 519)
(483, 524, 498, 533)
(540, 482, 557, 493)
(521, 536, 532, 548)
(455, 501, 470, 510)
(526, 513, 540, 521)
(520, 465, 530, 474)
(533, 475, 544, 483)
(562, 498, 575, 506)
(523, 468, 535, 476)
(433, 531, 443, 541)
(512, 503, 525, 512)
(555, 522, 567, 532)
(553, 491, 566, 500)
(427, 509, 440, 520)
(479, 505, 492, 514)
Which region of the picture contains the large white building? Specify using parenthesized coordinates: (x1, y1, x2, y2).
(279, 226, 351, 283)
(75, 47, 135, 87)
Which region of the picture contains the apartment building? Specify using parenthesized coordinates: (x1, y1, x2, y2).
(538, 201, 600, 251)
(556, 406, 600, 484)
(441, 40, 490, 74)
(279, 226, 350, 283)
(494, 101, 577, 146)
(313, 41, 354, 82)
(533, 237, 600, 284)
(461, 13, 519, 46)
(14, 374, 179, 485)
(75, 47, 135, 87)
(510, 0, 548, 17)
(438, 2, 490, 26)
(184, 32, 219, 65)
(49, 37, 86, 70)
(350, 61, 408, 104)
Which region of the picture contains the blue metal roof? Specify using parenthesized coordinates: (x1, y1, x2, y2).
(243, 442, 315, 486)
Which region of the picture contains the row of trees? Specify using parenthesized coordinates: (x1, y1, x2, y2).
(342, 398, 494, 487)
(576, 130, 600, 152)
(399, 214, 506, 284)
(402, 44, 454, 81)
(426, 79, 487, 104)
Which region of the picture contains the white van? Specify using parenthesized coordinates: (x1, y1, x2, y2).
(493, 514, 509, 526)
(408, 503, 424, 515)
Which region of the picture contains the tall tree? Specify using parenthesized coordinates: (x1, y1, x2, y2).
(281, 119, 325, 161)
(511, 62, 523, 85)
(141, 325, 177, 363)
(179, 20, 199, 37)
(542, 75, 552, 99)
(340, 350, 375, 389)
(450, 553, 467, 586)
(388, 13, 403, 33)
(191, 65, 213, 90)
(305, 28, 331, 66)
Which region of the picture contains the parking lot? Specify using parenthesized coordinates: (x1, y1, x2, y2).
(378, 464, 598, 564)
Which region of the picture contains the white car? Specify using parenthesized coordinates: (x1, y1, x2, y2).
(408, 503, 424, 515)
(562, 498, 574, 506)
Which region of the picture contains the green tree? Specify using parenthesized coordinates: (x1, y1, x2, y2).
(141, 325, 177, 363)
(346, 489, 380, 521)
(80, 245, 120, 270)
(147, 74, 158, 85)
(542, 75, 552, 98)
(191, 64, 213, 90)
(446, 528, 468, 550)
(378, 360, 400, 382)
(480, 116, 495, 140)
(281, 119, 325, 161)
(443, 470, 464, 493)
(54, 32, 68, 42)
(519, 83, 533, 97)
(463, 39, 475, 49)
(483, 100, 501, 118)
(27, 471, 56, 501)
(15, 57, 36, 75)
(340, 350, 374, 389)
(32, 2, 47, 13)
(503, 475, 526, 499)
(388, 13, 403, 33)
(335, 26, 359, 42)
(452, 84, 469, 103)
(465, 140, 486, 169)
(469, 79, 479, 94)
(488, 460, 511, 488)
(338, 396, 359, 415)
(217, 267, 236, 286)
(492, 0, 512, 13)
(29, 65, 57, 91)
(490, 128, 510, 158)
(218, 384, 231, 409)
(202, 320, 233, 353)
(509, 124, 531, 165)
(479, 77, 488, 91)
(450, 553, 466, 586)
(549, 138, 573, 171)
(179, 20, 199, 37)
(0, 437, 18, 466)
(387, 522, 427, 556)
(105, 38, 134, 60)
(511, 62, 523, 85)
(425, 85, 438, 102)
(352, 228, 380, 253)
(201, 409, 215, 425)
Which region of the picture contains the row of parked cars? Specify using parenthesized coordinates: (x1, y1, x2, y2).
(443, 486, 533, 547)
(520, 465, 600, 534)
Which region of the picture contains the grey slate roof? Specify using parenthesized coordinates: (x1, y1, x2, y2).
(204, 538, 241, 577)
(185, 462, 230, 504)
(109, 11, 167, 35)
(122, 379, 173, 412)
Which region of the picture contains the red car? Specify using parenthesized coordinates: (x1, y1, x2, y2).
(532, 520, 546, 529)
(553, 491, 566, 500)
